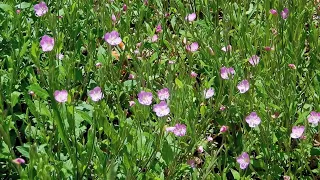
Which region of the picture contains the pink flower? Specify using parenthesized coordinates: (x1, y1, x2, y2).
(308, 111, 320, 126)
(104, 31, 122, 45)
(111, 14, 116, 22)
(157, 88, 169, 100)
(290, 126, 305, 139)
(89, 87, 103, 102)
(220, 125, 229, 133)
(283, 175, 290, 180)
(16, 9, 21, 14)
(264, 46, 273, 51)
(129, 101, 135, 107)
(57, 53, 64, 60)
(185, 13, 196, 22)
(156, 24, 162, 33)
(138, 91, 153, 105)
(269, 9, 278, 15)
(173, 124, 187, 136)
(207, 136, 213, 141)
(197, 146, 204, 153)
(237, 80, 250, 93)
(153, 101, 170, 117)
(54, 90, 68, 103)
(128, 74, 135, 79)
(151, 34, 158, 42)
(204, 88, 214, 99)
(12, 158, 25, 165)
(288, 64, 296, 69)
(34, 2, 48, 17)
(248, 55, 260, 66)
(187, 159, 196, 168)
(237, 152, 250, 169)
(281, 8, 289, 19)
(220, 67, 235, 79)
(190, 71, 197, 78)
(96, 62, 102, 68)
(221, 45, 232, 52)
(186, 42, 199, 52)
(245, 112, 261, 128)
(123, 4, 127, 11)
(40, 35, 54, 52)
(165, 126, 176, 132)
(220, 105, 226, 111)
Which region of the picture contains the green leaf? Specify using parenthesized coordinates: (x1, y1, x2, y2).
(16, 146, 30, 158)
(231, 169, 240, 180)
(11, 91, 21, 107)
(27, 84, 49, 99)
(294, 111, 309, 125)
(175, 78, 183, 88)
(162, 140, 174, 165)
(15, 2, 31, 9)
(0, 3, 13, 14)
(19, 40, 30, 57)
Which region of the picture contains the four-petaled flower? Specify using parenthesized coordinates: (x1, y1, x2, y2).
(290, 126, 305, 139)
(237, 80, 250, 93)
(40, 35, 54, 52)
(138, 91, 153, 105)
(12, 158, 25, 165)
(166, 124, 187, 136)
(281, 8, 289, 19)
(220, 67, 235, 79)
(104, 31, 122, 45)
(237, 152, 250, 169)
(248, 55, 260, 66)
(220, 125, 229, 133)
(54, 90, 68, 103)
(308, 111, 320, 126)
(204, 88, 214, 99)
(89, 86, 104, 102)
(186, 42, 199, 52)
(157, 88, 169, 100)
(34, 2, 48, 17)
(153, 101, 170, 117)
(185, 13, 196, 22)
(245, 112, 261, 128)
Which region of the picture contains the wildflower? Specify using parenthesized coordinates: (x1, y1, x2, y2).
(220, 105, 226, 111)
(157, 88, 169, 100)
(95, 62, 102, 68)
(156, 24, 162, 33)
(153, 101, 170, 117)
(28, 91, 35, 96)
(40, 35, 54, 52)
(12, 158, 25, 165)
(288, 64, 296, 69)
(185, 13, 196, 22)
(245, 112, 261, 128)
(221, 45, 232, 52)
(237, 152, 250, 169)
(237, 80, 250, 93)
(151, 34, 158, 42)
(190, 71, 197, 78)
(283, 175, 290, 180)
(168, 60, 175, 64)
(128, 74, 135, 80)
(197, 146, 204, 153)
(220, 67, 235, 79)
(271, 112, 280, 119)
(138, 91, 153, 105)
(308, 111, 320, 126)
(186, 42, 199, 52)
(165, 126, 176, 132)
(123, 4, 127, 11)
(207, 136, 213, 141)
(144, 0, 148, 5)
(264, 46, 273, 51)
(269, 9, 278, 15)
(129, 101, 135, 107)
(173, 124, 187, 136)
(248, 55, 260, 66)
(281, 8, 289, 19)
(16, 9, 21, 14)
(57, 53, 64, 60)
(187, 159, 196, 168)
(290, 126, 305, 139)
(220, 125, 229, 133)
(34, 2, 48, 17)
(204, 88, 214, 99)
(111, 14, 116, 22)
(89, 87, 103, 102)
(54, 90, 68, 103)
(104, 31, 122, 45)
